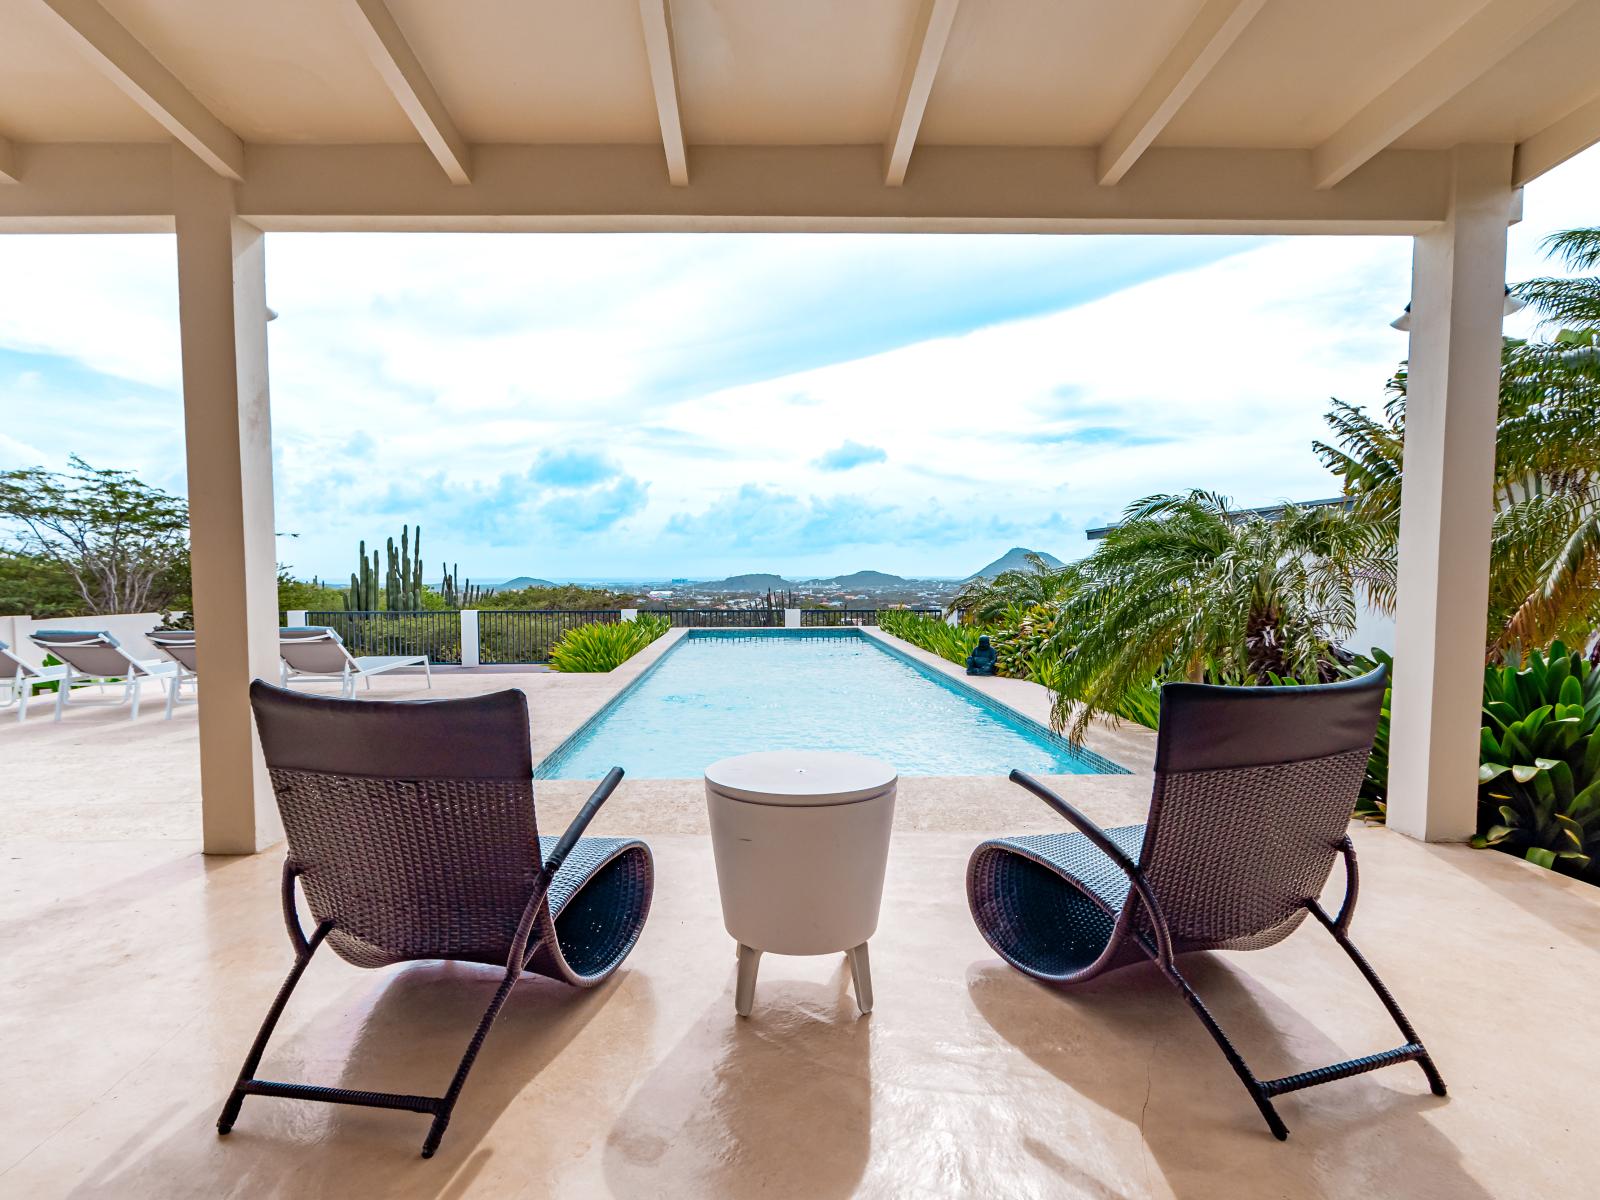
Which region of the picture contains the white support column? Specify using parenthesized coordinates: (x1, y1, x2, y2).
(459, 608, 480, 667)
(285, 609, 307, 626)
(785, 608, 801, 629)
(620, 609, 638, 622)
(1386, 144, 1514, 843)
(173, 147, 281, 855)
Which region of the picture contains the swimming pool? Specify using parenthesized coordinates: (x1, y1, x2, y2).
(536, 629, 1127, 780)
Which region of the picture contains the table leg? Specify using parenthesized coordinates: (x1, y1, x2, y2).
(735, 943, 762, 1017)
(846, 942, 873, 1014)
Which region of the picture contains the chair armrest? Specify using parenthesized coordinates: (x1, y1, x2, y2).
(1008, 769, 1176, 968)
(504, 767, 626, 970)
(543, 766, 625, 876)
(1330, 834, 1359, 935)
(280, 861, 310, 956)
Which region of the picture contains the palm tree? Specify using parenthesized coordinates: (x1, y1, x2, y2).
(948, 552, 1079, 625)
(1512, 228, 1600, 331)
(1045, 491, 1372, 740)
(1317, 226, 1600, 659)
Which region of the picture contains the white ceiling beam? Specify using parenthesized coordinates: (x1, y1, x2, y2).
(1311, 0, 1576, 189)
(0, 144, 1463, 234)
(884, 0, 961, 187)
(34, 0, 244, 180)
(637, 0, 688, 186)
(1097, 0, 1266, 186)
(1514, 92, 1600, 186)
(0, 138, 18, 184)
(340, 0, 471, 185)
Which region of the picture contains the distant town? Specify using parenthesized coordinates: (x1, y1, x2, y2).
(477, 547, 1064, 613)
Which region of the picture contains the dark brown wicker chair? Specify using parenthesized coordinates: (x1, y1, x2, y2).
(967, 666, 1444, 1139)
(218, 681, 654, 1157)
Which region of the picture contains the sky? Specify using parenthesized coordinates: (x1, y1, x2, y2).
(1, 149, 1597, 584)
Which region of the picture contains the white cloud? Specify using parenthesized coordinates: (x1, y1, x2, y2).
(2, 145, 1598, 579)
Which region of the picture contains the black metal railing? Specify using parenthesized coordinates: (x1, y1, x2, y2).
(305, 610, 462, 664)
(640, 608, 785, 628)
(477, 609, 620, 664)
(799, 608, 943, 627)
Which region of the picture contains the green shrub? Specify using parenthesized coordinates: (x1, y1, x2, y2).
(1474, 640, 1600, 874)
(877, 610, 987, 666)
(549, 614, 668, 672)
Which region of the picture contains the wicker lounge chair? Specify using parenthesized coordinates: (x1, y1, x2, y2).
(278, 625, 432, 698)
(219, 681, 654, 1157)
(28, 629, 182, 721)
(0, 639, 70, 723)
(967, 667, 1445, 1140)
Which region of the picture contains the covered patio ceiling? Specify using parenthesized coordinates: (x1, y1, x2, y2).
(1, 0, 1599, 233)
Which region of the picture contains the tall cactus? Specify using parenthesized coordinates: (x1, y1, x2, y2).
(377, 524, 425, 610)
(348, 527, 427, 610)
(347, 540, 381, 610)
(442, 561, 482, 608)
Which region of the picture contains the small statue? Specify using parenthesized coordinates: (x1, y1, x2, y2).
(966, 634, 998, 676)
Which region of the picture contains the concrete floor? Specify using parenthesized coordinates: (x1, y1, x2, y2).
(2, 632, 1597, 1197)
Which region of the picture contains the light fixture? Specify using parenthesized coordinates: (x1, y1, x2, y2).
(266, 306, 280, 322)
(1390, 286, 1526, 331)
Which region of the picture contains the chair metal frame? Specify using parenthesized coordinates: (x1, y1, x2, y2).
(1003, 769, 1446, 1140)
(218, 767, 626, 1158)
(0, 641, 70, 723)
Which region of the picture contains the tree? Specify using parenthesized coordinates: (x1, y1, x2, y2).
(1316, 230, 1600, 659)
(1045, 491, 1372, 740)
(0, 456, 190, 615)
(948, 552, 1081, 625)
(0, 551, 82, 617)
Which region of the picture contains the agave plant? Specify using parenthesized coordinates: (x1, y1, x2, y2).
(548, 614, 668, 672)
(1474, 641, 1600, 872)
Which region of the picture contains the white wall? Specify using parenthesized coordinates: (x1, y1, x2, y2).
(0, 613, 171, 669)
(1349, 599, 1396, 658)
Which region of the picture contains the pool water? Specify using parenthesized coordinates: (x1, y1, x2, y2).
(536, 629, 1127, 780)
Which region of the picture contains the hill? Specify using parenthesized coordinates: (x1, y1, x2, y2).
(965, 547, 1064, 581)
(483, 576, 555, 591)
(707, 572, 794, 592)
(812, 570, 908, 587)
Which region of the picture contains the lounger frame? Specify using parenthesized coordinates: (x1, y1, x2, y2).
(28, 631, 180, 721)
(278, 627, 431, 699)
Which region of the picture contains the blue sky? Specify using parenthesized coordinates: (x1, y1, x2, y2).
(1, 150, 1597, 582)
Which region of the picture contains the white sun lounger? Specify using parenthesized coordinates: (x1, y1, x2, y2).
(147, 629, 199, 706)
(278, 626, 432, 699)
(28, 630, 182, 721)
(1, 639, 71, 724)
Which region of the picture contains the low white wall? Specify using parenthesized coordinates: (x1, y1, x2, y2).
(0, 612, 170, 669)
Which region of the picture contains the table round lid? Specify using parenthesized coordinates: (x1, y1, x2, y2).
(704, 750, 898, 805)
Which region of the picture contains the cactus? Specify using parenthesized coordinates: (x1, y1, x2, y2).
(441, 561, 483, 608)
(347, 540, 381, 610)
(348, 526, 426, 610)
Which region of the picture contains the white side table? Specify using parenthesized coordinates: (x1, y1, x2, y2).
(704, 750, 897, 1016)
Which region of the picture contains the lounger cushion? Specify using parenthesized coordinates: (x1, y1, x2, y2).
(32, 630, 118, 645)
(280, 626, 343, 643)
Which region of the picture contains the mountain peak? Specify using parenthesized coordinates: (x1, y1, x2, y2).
(966, 547, 1064, 581)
